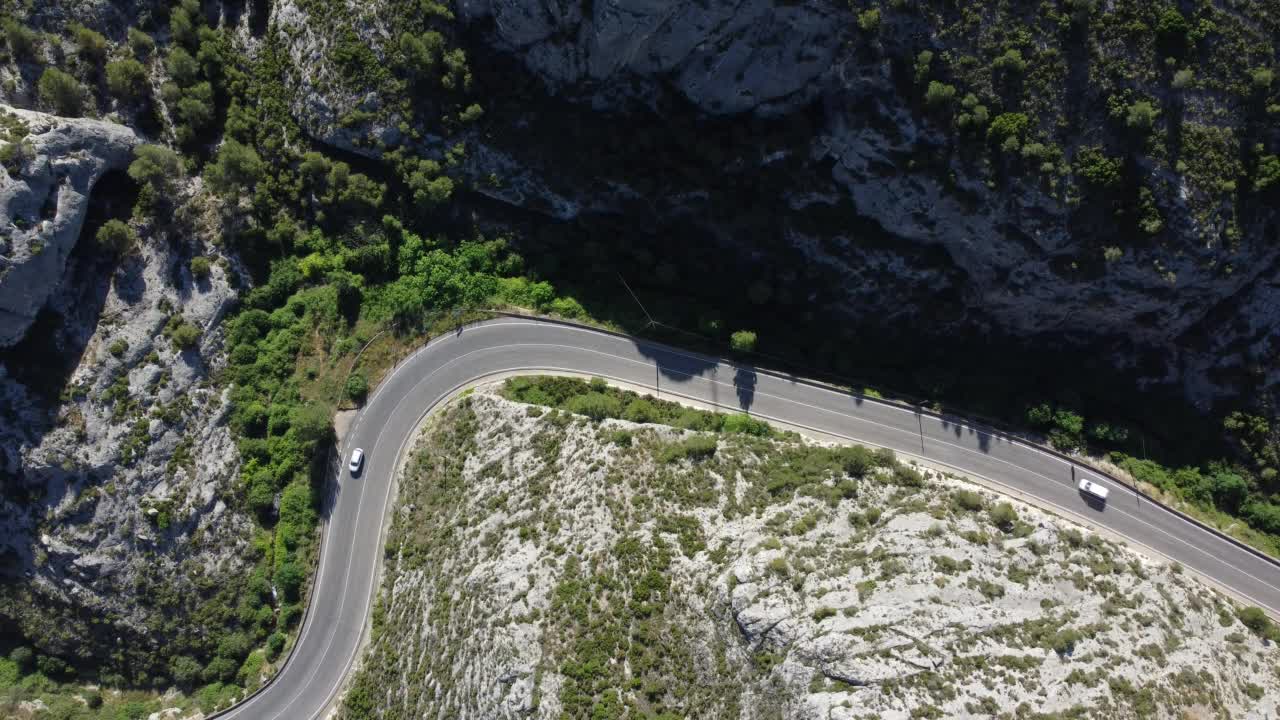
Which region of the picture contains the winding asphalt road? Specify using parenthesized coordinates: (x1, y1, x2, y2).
(214, 315, 1280, 719)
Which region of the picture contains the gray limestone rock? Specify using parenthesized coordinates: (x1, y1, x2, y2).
(0, 106, 140, 348)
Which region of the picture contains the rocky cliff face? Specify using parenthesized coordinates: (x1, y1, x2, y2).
(0, 107, 140, 347)
(345, 388, 1280, 719)
(282, 0, 1280, 414)
(457, 0, 1279, 408)
(0, 104, 252, 669)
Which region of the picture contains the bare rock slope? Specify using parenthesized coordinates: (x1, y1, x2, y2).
(0, 104, 251, 671)
(344, 388, 1280, 719)
(0, 106, 139, 347)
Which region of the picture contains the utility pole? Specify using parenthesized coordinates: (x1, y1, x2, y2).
(917, 414, 926, 453)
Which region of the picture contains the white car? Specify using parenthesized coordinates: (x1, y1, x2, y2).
(1077, 477, 1109, 502)
(349, 448, 365, 475)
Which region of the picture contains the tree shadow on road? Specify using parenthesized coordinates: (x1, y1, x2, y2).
(734, 365, 757, 413)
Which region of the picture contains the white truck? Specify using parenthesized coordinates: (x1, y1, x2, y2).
(1077, 476, 1110, 502)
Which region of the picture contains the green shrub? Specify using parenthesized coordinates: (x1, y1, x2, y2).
(3, 19, 37, 60)
(171, 655, 202, 686)
(1125, 100, 1159, 132)
(37, 68, 84, 116)
(564, 391, 621, 421)
(857, 8, 880, 33)
(987, 112, 1030, 149)
(129, 144, 184, 190)
(924, 80, 956, 109)
(988, 502, 1019, 533)
(729, 330, 757, 352)
(128, 27, 156, 57)
(205, 139, 263, 196)
(275, 562, 304, 601)
(8, 647, 33, 673)
(722, 413, 770, 436)
(266, 632, 286, 659)
(1235, 606, 1274, 638)
(952, 489, 985, 512)
(660, 435, 718, 463)
(70, 23, 108, 64)
(1074, 146, 1123, 191)
(108, 339, 129, 358)
(170, 321, 201, 350)
(96, 219, 135, 254)
(891, 465, 926, 487)
(345, 372, 369, 403)
(190, 256, 212, 279)
(812, 606, 837, 622)
(107, 59, 149, 101)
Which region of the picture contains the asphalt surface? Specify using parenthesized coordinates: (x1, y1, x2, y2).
(215, 316, 1280, 719)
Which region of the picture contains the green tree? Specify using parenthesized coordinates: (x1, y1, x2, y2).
(924, 80, 956, 109)
(1256, 155, 1280, 193)
(730, 330, 757, 353)
(128, 27, 155, 58)
(914, 50, 934, 85)
(96, 219, 135, 255)
(1125, 100, 1159, 133)
(1155, 8, 1190, 57)
(1209, 471, 1249, 513)
(1074, 146, 1122, 191)
(165, 47, 200, 87)
(3, 19, 37, 60)
(175, 81, 215, 136)
(992, 48, 1027, 77)
(275, 562, 305, 601)
(857, 8, 880, 33)
(956, 93, 989, 131)
(345, 372, 368, 403)
(37, 68, 84, 116)
(987, 112, 1030, 150)
(399, 30, 445, 75)
(205, 139, 264, 196)
(170, 321, 201, 350)
(8, 647, 33, 672)
(128, 144, 183, 190)
(170, 656, 202, 686)
(70, 23, 108, 64)
(106, 58, 148, 101)
(290, 404, 332, 445)
(1252, 67, 1274, 92)
(170, 0, 202, 49)
(190, 256, 211, 279)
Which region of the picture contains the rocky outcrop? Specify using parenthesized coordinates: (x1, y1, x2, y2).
(345, 388, 1280, 719)
(438, 1, 1278, 410)
(0, 132, 251, 664)
(0, 106, 140, 347)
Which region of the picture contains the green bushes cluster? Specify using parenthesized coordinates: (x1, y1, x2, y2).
(37, 68, 83, 116)
(501, 375, 783, 438)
